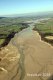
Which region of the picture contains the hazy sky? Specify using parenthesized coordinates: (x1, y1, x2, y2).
(0, 0, 53, 16)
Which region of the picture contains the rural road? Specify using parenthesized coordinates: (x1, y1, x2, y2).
(0, 19, 53, 80)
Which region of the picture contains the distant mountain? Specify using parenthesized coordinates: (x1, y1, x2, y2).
(0, 11, 53, 18)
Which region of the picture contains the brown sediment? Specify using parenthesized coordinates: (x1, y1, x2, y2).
(0, 23, 53, 80)
(33, 28, 53, 46)
(0, 41, 20, 80)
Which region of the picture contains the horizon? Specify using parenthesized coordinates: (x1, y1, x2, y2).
(0, 11, 53, 17)
(0, 0, 53, 16)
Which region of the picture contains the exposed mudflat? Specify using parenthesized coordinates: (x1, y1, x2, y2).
(0, 20, 53, 80)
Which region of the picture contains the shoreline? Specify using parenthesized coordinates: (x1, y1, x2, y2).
(0, 32, 16, 48)
(33, 28, 53, 46)
(0, 25, 28, 49)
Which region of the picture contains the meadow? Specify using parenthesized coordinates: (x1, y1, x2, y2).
(33, 18, 53, 45)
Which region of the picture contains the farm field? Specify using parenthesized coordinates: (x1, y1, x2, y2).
(33, 19, 53, 45)
(0, 17, 28, 47)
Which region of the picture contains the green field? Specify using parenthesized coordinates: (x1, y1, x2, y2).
(33, 19, 53, 45)
(0, 39, 5, 45)
(0, 17, 29, 47)
(34, 19, 53, 35)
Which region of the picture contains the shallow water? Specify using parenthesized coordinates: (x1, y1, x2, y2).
(12, 20, 53, 80)
(0, 19, 53, 80)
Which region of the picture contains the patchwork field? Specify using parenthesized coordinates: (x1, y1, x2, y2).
(0, 18, 28, 47)
(33, 19, 53, 45)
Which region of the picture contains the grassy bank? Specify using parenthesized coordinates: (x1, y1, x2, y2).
(0, 39, 5, 45)
(0, 18, 28, 48)
(33, 19, 53, 45)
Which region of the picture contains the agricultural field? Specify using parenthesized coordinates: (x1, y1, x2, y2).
(33, 18, 53, 45)
(0, 17, 29, 47)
